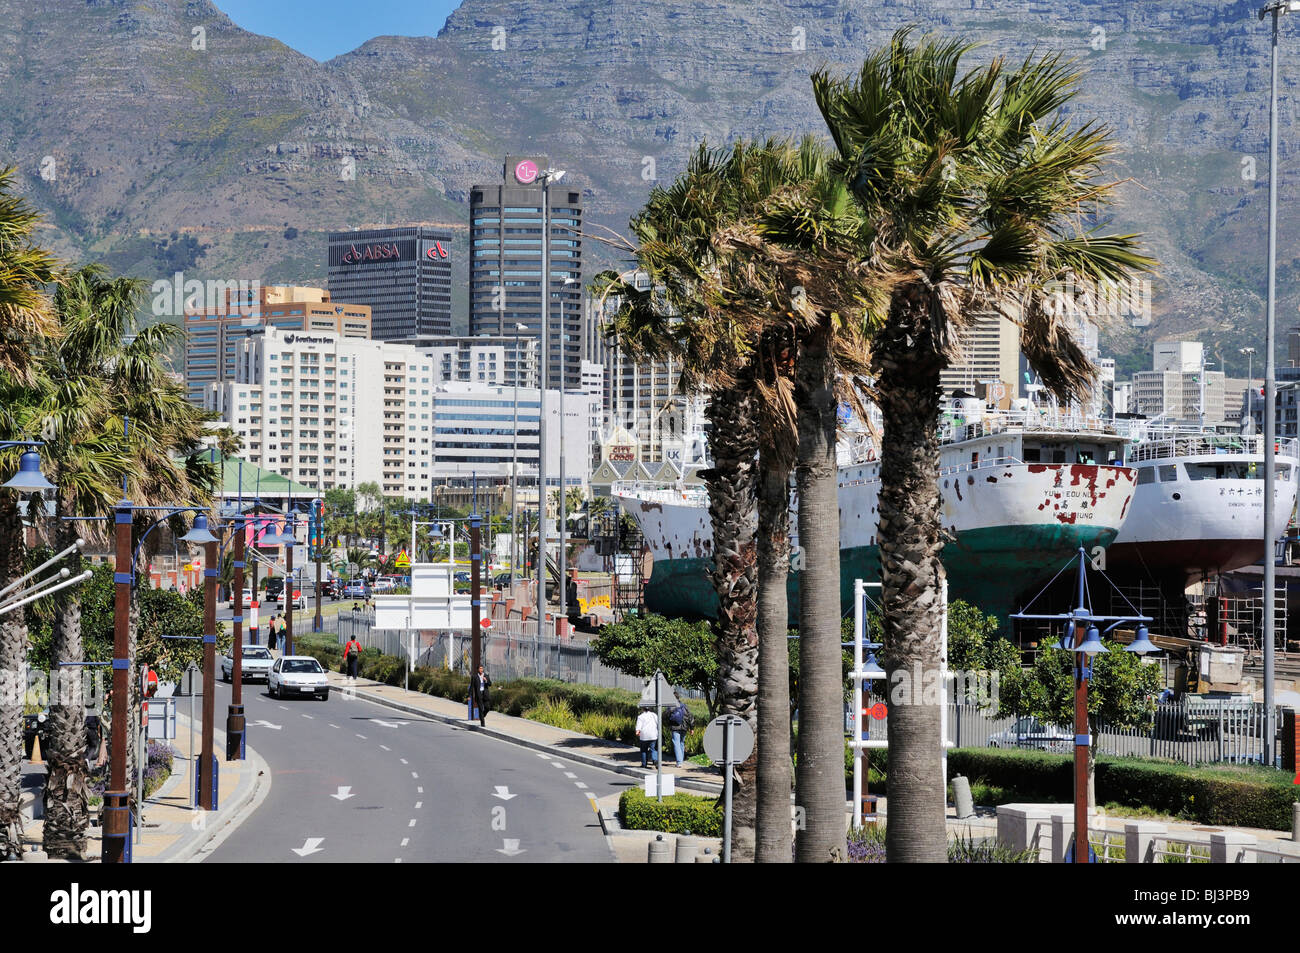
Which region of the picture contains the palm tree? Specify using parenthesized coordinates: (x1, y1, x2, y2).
(36, 267, 214, 857)
(709, 138, 876, 863)
(812, 30, 1155, 861)
(0, 168, 59, 859)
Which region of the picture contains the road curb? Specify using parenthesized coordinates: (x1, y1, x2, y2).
(335, 680, 724, 795)
(153, 719, 271, 864)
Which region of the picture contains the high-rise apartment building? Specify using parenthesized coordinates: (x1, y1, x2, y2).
(468, 156, 584, 390)
(327, 226, 454, 341)
(184, 285, 370, 405)
(203, 327, 436, 500)
(939, 311, 1021, 401)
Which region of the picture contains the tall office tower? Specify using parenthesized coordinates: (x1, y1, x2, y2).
(184, 284, 371, 405)
(468, 155, 584, 390)
(327, 226, 454, 341)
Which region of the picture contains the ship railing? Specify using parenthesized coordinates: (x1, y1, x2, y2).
(941, 410, 1118, 445)
(937, 455, 1027, 476)
(610, 481, 707, 505)
(1129, 434, 1300, 463)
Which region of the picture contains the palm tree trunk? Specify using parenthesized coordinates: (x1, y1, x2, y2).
(756, 454, 793, 862)
(876, 300, 949, 863)
(794, 321, 847, 863)
(42, 491, 89, 858)
(705, 385, 759, 862)
(0, 492, 28, 859)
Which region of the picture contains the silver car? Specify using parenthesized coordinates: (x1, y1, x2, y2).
(221, 644, 274, 683)
(989, 717, 1072, 753)
(268, 656, 330, 701)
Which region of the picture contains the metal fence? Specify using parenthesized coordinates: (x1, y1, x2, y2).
(311, 610, 646, 692)
(859, 701, 1283, 767)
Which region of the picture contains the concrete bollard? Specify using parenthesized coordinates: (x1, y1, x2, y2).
(675, 836, 698, 863)
(696, 847, 715, 863)
(1293, 802, 1299, 843)
(952, 774, 974, 819)
(648, 834, 672, 863)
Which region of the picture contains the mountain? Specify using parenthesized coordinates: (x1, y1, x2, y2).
(0, 0, 1295, 373)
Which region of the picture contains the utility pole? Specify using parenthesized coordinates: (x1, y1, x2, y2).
(200, 539, 217, 809)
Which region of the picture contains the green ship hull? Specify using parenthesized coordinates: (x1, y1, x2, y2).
(641, 523, 1121, 626)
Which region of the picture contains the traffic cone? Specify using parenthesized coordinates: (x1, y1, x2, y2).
(29, 734, 42, 765)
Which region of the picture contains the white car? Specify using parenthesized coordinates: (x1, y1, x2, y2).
(278, 588, 306, 611)
(220, 644, 274, 683)
(268, 656, 330, 700)
(372, 578, 395, 593)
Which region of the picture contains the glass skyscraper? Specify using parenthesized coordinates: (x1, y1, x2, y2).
(327, 226, 454, 341)
(468, 155, 584, 390)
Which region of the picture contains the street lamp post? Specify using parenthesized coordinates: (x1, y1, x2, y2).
(558, 276, 578, 630)
(1241, 347, 1256, 421)
(200, 538, 218, 809)
(1258, 0, 1297, 767)
(1012, 547, 1157, 864)
(537, 166, 565, 646)
(511, 321, 528, 590)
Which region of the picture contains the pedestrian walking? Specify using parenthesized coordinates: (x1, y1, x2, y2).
(666, 699, 693, 767)
(344, 635, 362, 679)
(635, 704, 660, 769)
(267, 614, 279, 653)
(470, 666, 491, 727)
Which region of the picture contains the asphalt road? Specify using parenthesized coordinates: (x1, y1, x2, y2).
(204, 678, 622, 863)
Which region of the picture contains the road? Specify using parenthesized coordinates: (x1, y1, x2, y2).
(204, 678, 622, 863)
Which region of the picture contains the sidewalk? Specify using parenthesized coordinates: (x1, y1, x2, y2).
(15, 712, 269, 863)
(322, 670, 724, 794)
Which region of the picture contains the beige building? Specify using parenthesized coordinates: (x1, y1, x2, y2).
(940, 311, 1021, 401)
(185, 285, 371, 404)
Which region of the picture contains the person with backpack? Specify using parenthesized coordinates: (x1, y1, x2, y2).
(667, 700, 693, 767)
(344, 635, 362, 678)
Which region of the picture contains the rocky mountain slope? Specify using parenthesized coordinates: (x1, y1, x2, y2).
(0, 0, 1294, 372)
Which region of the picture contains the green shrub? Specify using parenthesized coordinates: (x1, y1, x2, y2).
(523, 696, 579, 731)
(619, 787, 723, 836)
(578, 711, 636, 744)
(949, 747, 1300, 830)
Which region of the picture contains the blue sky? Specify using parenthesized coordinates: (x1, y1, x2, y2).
(214, 0, 463, 61)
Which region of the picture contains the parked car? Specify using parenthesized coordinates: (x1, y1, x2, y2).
(278, 588, 305, 611)
(989, 717, 1072, 753)
(493, 573, 513, 590)
(268, 656, 330, 700)
(220, 644, 274, 683)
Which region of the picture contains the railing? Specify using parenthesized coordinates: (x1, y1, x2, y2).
(1152, 836, 1212, 864)
(1127, 431, 1300, 463)
(880, 701, 1283, 768)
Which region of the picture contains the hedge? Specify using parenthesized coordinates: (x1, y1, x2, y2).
(948, 747, 1300, 830)
(619, 787, 723, 836)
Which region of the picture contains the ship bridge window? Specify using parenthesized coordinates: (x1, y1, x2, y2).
(1052, 450, 1066, 464)
(1158, 465, 1179, 482)
(1184, 462, 1277, 481)
(1024, 448, 1041, 463)
(1136, 467, 1155, 485)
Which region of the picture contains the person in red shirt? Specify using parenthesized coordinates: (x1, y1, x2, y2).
(344, 636, 362, 678)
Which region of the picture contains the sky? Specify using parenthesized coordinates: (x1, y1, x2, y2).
(214, 0, 463, 61)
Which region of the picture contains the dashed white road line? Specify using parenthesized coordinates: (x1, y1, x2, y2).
(379, 744, 391, 751)
(400, 758, 408, 765)
(401, 837, 410, 848)
(302, 714, 314, 720)
(408, 818, 417, 828)
(414, 801, 423, 809)
(328, 724, 340, 729)
(564, 772, 577, 779)
(278, 705, 289, 710)
(575, 782, 588, 790)
(416, 786, 423, 794)
(355, 734, 367, 739)
(536, 752, 552, 760)
(411, 771, 419, 779)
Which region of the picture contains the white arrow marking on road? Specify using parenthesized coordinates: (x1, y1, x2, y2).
(292, 837, 324, 857)
(371, 719, 410, 728)
(492, 786, 516, 801)
(331, 786, 355, 801)
(253, 720, 282, 730)
(497, 839, 526, 857)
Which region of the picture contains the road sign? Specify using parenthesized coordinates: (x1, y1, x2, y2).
(481, 617, 492, 629)
(638, 672, 677, 708)
(703, 715, 754, 765)
(394, 549, 411, 570)
(179, 663, 202, 697)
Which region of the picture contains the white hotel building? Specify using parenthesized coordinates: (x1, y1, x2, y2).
(204, 327, 437, 500)
(205, 327, 593, 500)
